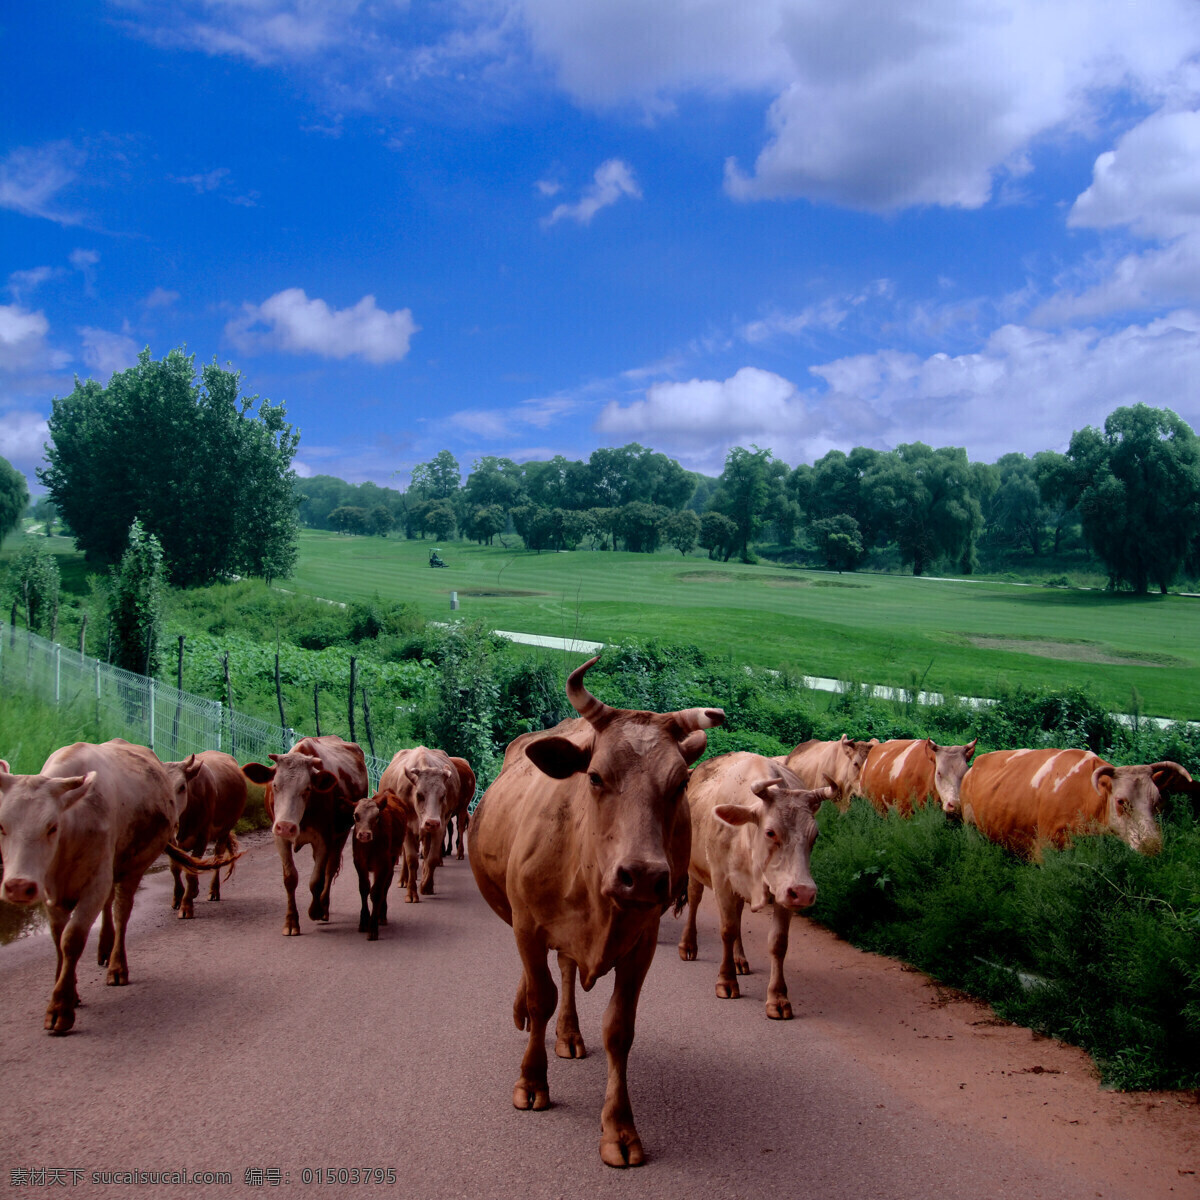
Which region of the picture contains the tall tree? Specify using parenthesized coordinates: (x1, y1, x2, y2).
(1041, 404, 1200, 593)
(0, 455, 28, 543)
(7, 541, 60, 634)
(40, 349, 299, 587)
(409, 450, 461, 500)
(106, 518, 165, 674)
(709, 445, 787, 562)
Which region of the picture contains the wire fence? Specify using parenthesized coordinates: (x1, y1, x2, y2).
(0, 622, 394, 789)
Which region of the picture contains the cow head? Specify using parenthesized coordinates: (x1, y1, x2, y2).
(1093, 759, 1194, 855)
(243, 753, 337, 843)
(924, 738, 977, 817)
(352, 792, 388, 844)
(716, 768, 836, 912)
(841, 735, 877, 798)
(404, 758, 456, 846)
(161, 754, 206, 825)
(0, 770, 96, 905)
(524, 656, 724, 912)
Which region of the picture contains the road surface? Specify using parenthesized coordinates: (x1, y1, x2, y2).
(1, 833, 1196, 1200)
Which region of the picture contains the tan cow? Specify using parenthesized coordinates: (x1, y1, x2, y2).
(243, 735, 368, 935)
(0, 739, 231, 1033)
(678, 753, 835, 1020)
(163, 750, 247, 918)
(469, 657, 723, 1168)
(783, 734, 876, 803)
(960, 748, 1196, 856)
(351, 790, 418, 940)
(860, 738, 977, 817)
(380, 747, 475, 898)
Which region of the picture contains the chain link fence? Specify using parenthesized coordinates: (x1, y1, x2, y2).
(0, 622, 394, 789)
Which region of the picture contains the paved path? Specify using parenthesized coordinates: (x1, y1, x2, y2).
(1, 835, 1195, 1200)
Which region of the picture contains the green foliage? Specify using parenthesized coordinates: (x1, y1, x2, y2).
(811, 513, 865, 571)
(664, 508, 700, 556)
(107, 519, 166, 674)
(0, 455, 28, 543)
(710, 445, 787, 562)
(6, 540, 60, 634)
(40, 348, 299, 587)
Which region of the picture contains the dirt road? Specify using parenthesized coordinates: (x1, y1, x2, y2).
(1, 833, 1196, 1200)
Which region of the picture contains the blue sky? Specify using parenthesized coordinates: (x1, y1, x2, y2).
(4, 1, 1200, 490)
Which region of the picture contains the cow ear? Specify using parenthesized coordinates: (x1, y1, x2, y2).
(1150, 761, 1199, 794)
(715, 802, 762, 828)
(183, 754, 203, 781)
(242, 761, 276, 785)
(405, 765, 420, 785)
(924, 739, 938, 762)
(809, 784, 838, 811)
(0, 759, 9, 774)
(52, 772, 95, 811)
(677, 728, 708, 766)
(311, 769, 338, 792)
(1091, 765, 1116, 796)
(268, 753, 283, 763)
(525, 736, 591, 780)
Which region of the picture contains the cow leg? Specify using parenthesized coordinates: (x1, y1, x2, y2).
(511, 919, 556, 1111)
(554, 952, 587, 1059)
(455, 810, 467, 860)
(377, 859, 393, 926)
(104, 877, 139, 985)
(275, 837, 302, 935)
(309, 839, 333, 922)
(47, 906, 81, 1013)
(765, 902, 795, 1020)
(733, 914, 751, 977)
(96, 894, 115, 968)
(419, 829, 438, 895)
(209, 831, 232, 901)
(171, 861, 184, 911)
(402, 832, 419, 903)
(714, 880, 743, 999)
(677, 876, 703, 961)
(178, 832, 205, 919)
(369, 864, 392, 941)
(45, 895, 102, 1035)
(356, 859, 372, 934)
(598, 930, 656, 1168)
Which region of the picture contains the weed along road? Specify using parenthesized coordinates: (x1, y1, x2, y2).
(0, 834, 1195, 1200)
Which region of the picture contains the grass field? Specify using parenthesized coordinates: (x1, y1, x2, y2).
(289, 531, 1200, 721)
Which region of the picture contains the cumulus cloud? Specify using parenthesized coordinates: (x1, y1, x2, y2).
(0, 410, 50, 469)
(143, 287, 180, 308)
(0, 305, 68, 373)
(225, 288, 418, 363)
(79, 326, 140, 378)
(542, 159, 641, 227)
(0, 142, 86, 225)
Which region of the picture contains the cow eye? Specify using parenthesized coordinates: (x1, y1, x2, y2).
(46, 823, 58, 838)
(765, 828, 779, 841)
(588, 772, 603, 789)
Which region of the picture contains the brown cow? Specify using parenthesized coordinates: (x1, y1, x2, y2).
(243, 735, 368, 935)
(381, 747, 475, 898)
(960, 748, 1196, 856)
(442, 783, 472, 861)
(469, 657, 723, 1168)
(351, 790, 418, 940)
(0, 739, 231, 1033)
(163, 750, 247, 918)
(678, 753, 835, 1020)
(783, 734, 876, 802)
(860, 738, 977, 817)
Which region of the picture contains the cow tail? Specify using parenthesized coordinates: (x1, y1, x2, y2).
(165, 841, 244, 876)
(219, 831, 241, 882)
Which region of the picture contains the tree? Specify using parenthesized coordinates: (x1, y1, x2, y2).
(699, 511, 737, 561)
(811, 514, 865, 572)
(664, 509, 700, 556)
(425, 500, 457, 540)
(409, 450, 461, 501)
(40, 348, 299, 587)
(329, 505, 369, 535)
(615, 502, 669, 553)
(107, 518, 165, 674)
(0, 455, 28, 543)
(367, 505, 395, 537)
(709, 445, 787, 562)
(7, 542, 60, 634)
(464, 504, 507, 546)
(1042, 404, 1200, 593)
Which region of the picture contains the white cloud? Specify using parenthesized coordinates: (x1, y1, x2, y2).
(143, 287, 180, 308)
(0, 305, 67, 373)
(171, 167, 258, 206)
(79, 326, 141, 378)
(0, 142, 86, 225)
(0, 410, 50, 469)
(226, 288, 418, 363)
(541, 159, 641, 226)
(6, 267, 61, 302)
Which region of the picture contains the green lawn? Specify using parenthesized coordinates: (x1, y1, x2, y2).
(290, 532, 1200, 721)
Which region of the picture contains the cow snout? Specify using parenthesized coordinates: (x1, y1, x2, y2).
(421, 817, 442, 836)
(604, 861, 671, 909)
(3, 877, 40, 905)
(355, 830, 373, 843)
(273, 820, 299, 842)
(783, 882, 817, 909)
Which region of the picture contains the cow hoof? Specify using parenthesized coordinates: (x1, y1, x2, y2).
(171, 896, 181, 910)
(106, 966, 128, 986)
(715, 980, 740, 1000)
(734, 956, 751, 975)
(678, 942, 697, 961)
(456, 850, 464, 861)
(283, 919, 301, 936)
(513, 1081, 550, 1111)
(766, 999, 793, 1020)
(44, 1007, 76, 1035)
(420, 880, 434, 896)
(358, 918, 369, 933)
(406, 893, 419, 904)
(177, 905, 194, 920)
(555, 1032, 587, 1059)
(600, 1133, 645, 1168)
(367, 929, 379, 942)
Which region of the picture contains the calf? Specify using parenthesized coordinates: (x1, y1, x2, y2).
(351, 790, 417, 940)
(678, 753, 835, 1020)
(0, 739, 231, 1033)
(860, 738, 977, 817)
(163, 750, 247, 918)
(960, 748, 1196, 856)
(470, 656, 723, 1167)
(380, 747, 475, 898)
(783, 734, 876, 803)
(243, 735, 367, 935)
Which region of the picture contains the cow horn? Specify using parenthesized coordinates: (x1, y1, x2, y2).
(674, 707, 725, 732)
(566, 657, 616, 728)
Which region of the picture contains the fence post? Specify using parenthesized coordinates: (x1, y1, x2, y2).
(148, 677, 155, 750)
(348, 657, 357, 744)
(94, 661, 101, 727)
(54, 645, 61, 704)
(217, 700, 223, 752)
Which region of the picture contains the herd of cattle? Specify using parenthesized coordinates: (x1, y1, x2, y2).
(1, 653, 1196, 1168)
